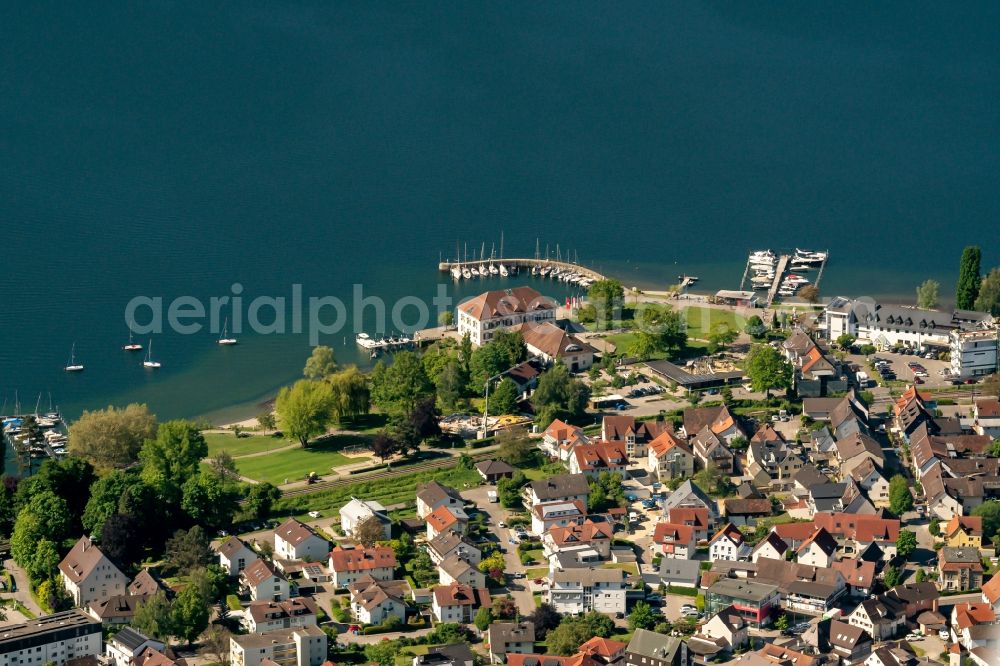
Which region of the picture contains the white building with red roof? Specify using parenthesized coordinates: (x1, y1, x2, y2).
(456, 287, 556, 346)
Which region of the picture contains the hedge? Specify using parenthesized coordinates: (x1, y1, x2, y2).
(666, 585, 698, 597)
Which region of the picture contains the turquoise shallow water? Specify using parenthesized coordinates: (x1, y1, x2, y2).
(0, 2, 996, 426)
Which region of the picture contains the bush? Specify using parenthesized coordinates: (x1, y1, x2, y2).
(226, 595, 242, 611)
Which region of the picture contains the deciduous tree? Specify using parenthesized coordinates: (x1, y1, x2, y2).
(527, 602, 560, 640)
(744, 344, 792, 397)
(896, 530, 917, 559)
(244, 482, 281, 519)
(916, 279, 940, 309)
(164, 526, 213, 576)
(369, 352, 434, 414)
(172, 584, 210, 646)
(303, 345, 337, 380)
(132, 592, 175, 640)
(974, 267, 1000, 316)
(628, 601, 657, 630)
(355, 516, 387, 548)
(371, 431, 399, 462)
(328, 366, 370, 424)
(889, 475, 914, 515)
(101, 513, 145, 569)
(139, 420, 209, 505)
(69, 403, 157, 469)
(587, 279, 624, 329)
(489, 378, 520, 415)
(275, 380, 334, 448)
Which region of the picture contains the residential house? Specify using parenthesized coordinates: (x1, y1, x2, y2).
(796, 528, 838, 568)
(705, 579, 780, 629)
(415, 645, 476, 666)
(751, 533, 789, 564)
(982, 574, 1000, 612)
(658, 558, 701, 589)
(530, 500, 586, 536)
(216, 536, 259, 577)
(547, 567, 626, 615)
(228, 626, 326, 666)
(128, 570, 165, 598)
(0, 610, 102, 666)
(540, 419, 589, 462)
(426, 505, 470, 540)
(952, 603, 997, 650)
(240, 560, 290, 602)
(973, 398, 1000, 438)
(348, 577, 408, 626)
(653, 523, 696, 560)
(883, 582, 940, 619)
(570, 441, 629, 478)
(682, 405, 745, 444)
(943, 516, 984, 549)
(833, 558, 877, 598)
(87, 595, 144, 626)
(522, 473, 590, 511)
(950, 326, 1000, 380)
(602, 415, 669, 460)
(662, 480, 719, 524)
(486, 622, 535, 664)
(850, 458, 891, 508)
(699, 605, 749, 652)
(710, 523, 751, 562)
(827, 619, 873, 666)
(746, 439, 804, 491)
(456, 286, 556, 346)
(647, 431, 694, 482)
(938, 547, 984, 591)
(848, 597, 906, 641)
(667, 507, 712, 542)
(515, 321, 596, 372)
(783, 329, 847, 397)
(58, 536, 129, 608)
(475, 460, 515, 483)
(578, 637, 627, 664)
(542, 521, 613, 560)
(416, 481, 465, 519)
(438, 554, 486, 588)
(430, 582, 489, 623)
(864, 645, 920, 666)
(722, 498, 772, 527)
(427, 532, 483, 567)
(771, 522, 821, 551)
(624, 629, 686, 666)
(835, 433, 885, 478)
(339, 498, 391, 541)
(274, 518, 329, 562)
(691, 427, 735, 476)
(106, 627, 164, 666)
(328, 545, 396, 588)
(814, 512, 902, 558)
(245, 597, 318, 634)
(754, 557, 847, 616)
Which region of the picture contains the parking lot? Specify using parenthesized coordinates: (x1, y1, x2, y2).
(862, 351, 953, 388)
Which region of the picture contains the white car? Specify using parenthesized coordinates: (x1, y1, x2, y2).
(939, 629, 950, 640)
(308, 511, 320, 518)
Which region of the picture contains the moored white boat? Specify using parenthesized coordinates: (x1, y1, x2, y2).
(143, 340, 162, 369)
(64, 343, 84, 372)
(218, 318, 238, 345)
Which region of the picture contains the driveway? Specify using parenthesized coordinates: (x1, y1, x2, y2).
(661, 593, 698, 621)
(2, 559, 43, 617)
(461, 485, 535, 614)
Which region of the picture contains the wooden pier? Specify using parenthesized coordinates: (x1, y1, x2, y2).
(437, 257, 607, 282)
(766, 254, 791, 306)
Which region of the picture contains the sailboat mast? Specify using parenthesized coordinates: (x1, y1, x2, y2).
(500, 231, 504, 259)
(535, 238, 540, 261)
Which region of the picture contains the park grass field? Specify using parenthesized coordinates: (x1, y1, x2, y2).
(682, 306, 740, 339)
(233, 434, 371, 485)
(205, 432, 288, 458)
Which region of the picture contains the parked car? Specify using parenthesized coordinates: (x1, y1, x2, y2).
(498, 521, 507, 528)
(307, 511, 320, 518)
(939, 629, 950, 640)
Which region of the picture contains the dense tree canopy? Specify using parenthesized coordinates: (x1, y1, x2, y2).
(532, 364, 590, 427)
(957, 245, 982, 310)
(275, 379, 334, 448)
(139, 420, 209, 505)
(489, 378, 521, 415)
(328, 366, 370, 423)
(974, 267, 1000, 316)
(587, 279, 625, 328)
(744, 344, 792, 397)
(369, 352, 434, 414)
(916, 279, 940, 309)
(303, 345, 337, 380)
(69, 403, 158, 469)
(889, 475, 914, 516)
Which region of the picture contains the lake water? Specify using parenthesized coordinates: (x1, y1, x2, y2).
(1, 2, 997, 425)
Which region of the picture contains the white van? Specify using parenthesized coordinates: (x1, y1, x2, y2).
(487, 490, 498, 503)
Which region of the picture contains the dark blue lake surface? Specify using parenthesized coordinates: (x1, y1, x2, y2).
(1, 2, 996, 422)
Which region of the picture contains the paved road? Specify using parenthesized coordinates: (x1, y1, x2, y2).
(2, 558, 44, 617)
(461, 485, 536, 614)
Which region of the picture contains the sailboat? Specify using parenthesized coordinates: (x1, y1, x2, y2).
(123, 330, 143, 351)
(499, 263, 509, 277)
(65, 343, 84, 372)
(218, 318, 238, 345)
(143, 340, 162, 369)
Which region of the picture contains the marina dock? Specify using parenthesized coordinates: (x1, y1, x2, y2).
(437, 257, 607, 283)
(766, 254, 791, 306)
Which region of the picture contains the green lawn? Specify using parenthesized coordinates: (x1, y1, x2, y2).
(235, 435, 370, 484)
(602, 562, 639, 576)
(274, 464, 483, 517)
(205, 432, 290, 458)
(682, 306, 739, 340)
